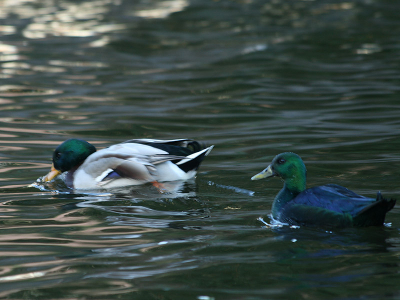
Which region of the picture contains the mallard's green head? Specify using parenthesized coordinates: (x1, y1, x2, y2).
(44, 139, 96, 181)
(53, 139, 96, 172)
(251, 152, 307, 193)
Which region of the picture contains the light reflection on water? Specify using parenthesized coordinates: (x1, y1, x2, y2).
(0, 0, 400, 299)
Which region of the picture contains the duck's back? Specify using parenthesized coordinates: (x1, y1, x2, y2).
(280, 184, 396, 227)
(293, 184, 376, 215)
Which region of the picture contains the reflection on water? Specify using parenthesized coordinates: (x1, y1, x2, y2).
(133, 0, 188, 19)
(0, 0, 400, 299)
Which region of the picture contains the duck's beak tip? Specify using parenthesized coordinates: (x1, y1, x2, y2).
(251, 165, 275, 181)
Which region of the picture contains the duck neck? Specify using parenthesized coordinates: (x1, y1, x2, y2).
(65, 165, 81, 188)
(272, 174, 306, 218)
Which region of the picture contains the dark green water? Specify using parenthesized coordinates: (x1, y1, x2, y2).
(1, 0, 400, 299)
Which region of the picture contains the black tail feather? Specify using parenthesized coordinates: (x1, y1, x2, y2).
(176, 146, 213, 173)
(186, 140, 204, 153)
(353, 193, 396, 227)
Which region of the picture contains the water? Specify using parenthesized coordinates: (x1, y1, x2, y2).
(1, 0, 400, 299)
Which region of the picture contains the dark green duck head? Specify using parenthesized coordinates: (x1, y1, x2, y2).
(44, 139, 97, 181)
(251, 152, 307, 206)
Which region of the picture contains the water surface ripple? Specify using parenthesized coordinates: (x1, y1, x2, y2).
(0, 0, 400, 299)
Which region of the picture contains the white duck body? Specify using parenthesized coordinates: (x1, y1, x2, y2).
(67, 139, 213, 190)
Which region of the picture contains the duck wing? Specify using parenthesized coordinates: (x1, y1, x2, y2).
(280, 184, 395, 227)
(291, 184, 376, 215)
(122, 138, 207, 156)
(73, 140, 213, 188)
(121, 138, 213, 172)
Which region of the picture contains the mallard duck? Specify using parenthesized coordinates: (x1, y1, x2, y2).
(251, 152, 396, 227)
(43, 138, 214, 189)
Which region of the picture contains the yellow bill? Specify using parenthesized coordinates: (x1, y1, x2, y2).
(251, 165, 275, 180)
(43, 164, 61, 182)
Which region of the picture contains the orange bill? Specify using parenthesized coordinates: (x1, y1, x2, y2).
(44, 164, 61, 182)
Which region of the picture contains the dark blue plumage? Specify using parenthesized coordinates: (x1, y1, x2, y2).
(289, 184, 375, 215)
(251, 152, 396, 228)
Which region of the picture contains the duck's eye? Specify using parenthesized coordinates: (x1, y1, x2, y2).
(277, 158, 286, 165)
(55, 152, 62, 160)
